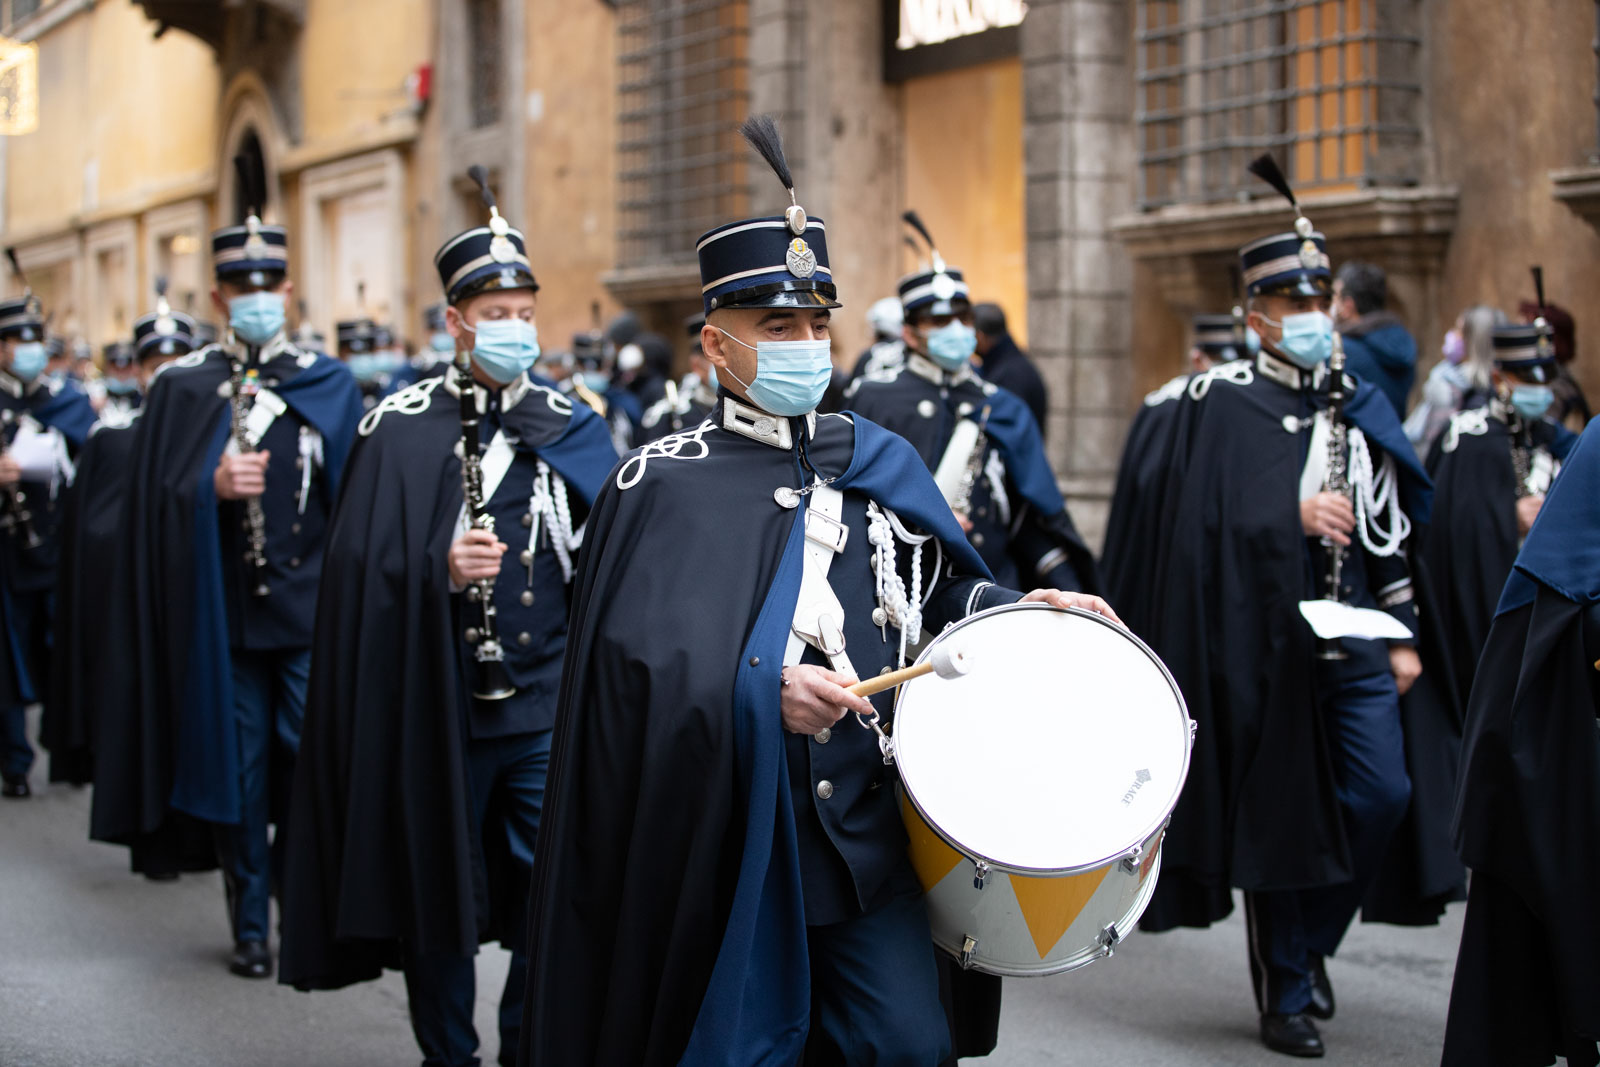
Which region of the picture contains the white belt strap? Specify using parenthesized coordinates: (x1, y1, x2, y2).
(784, 484, 855, 677)
(454, 430, 516, 536)
(932, 418, 980, 508)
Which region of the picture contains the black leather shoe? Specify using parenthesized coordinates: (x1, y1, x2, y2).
(228, 939, 272, 979)
(1307, 956, 1335, 1020)
(1, 774, 29, 798)
(1260, 1013, 1325, 1058)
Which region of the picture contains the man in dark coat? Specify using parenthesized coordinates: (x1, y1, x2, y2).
(1333, 260, 1416, 419)
(1443, 414, 1600, 1067)
(973, 302, 1048, 435)
(638, 312, 717, 444)
(121, 186, 362, 980)
(1119, 166, 1432, 1058)
(518, 115, 1117, 1067)
(280, 169, 618, 1067)
(0, 290, 96, 799)
(845, 221, 1098, 598)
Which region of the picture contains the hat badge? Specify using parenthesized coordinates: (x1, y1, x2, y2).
(786, 236, 817, 279)
(488, 210, 517, 265)
(930, 272, 957, 301)
(243, 214, 269, 261)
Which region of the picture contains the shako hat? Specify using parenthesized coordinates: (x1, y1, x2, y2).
(1239, 154, 1331, 298)
(132, 276, 197, 359)
(434, 166, 538, 305)
(213, 153, 288, 283)
(696, 115, 839, 316)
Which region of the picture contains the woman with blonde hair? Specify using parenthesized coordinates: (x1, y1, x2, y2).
(1405, 304, 1503, 457)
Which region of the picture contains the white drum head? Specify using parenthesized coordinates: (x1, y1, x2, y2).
(894, 605, 1190, 874)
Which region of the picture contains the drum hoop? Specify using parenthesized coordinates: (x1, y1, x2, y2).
(893, 602, 1193, 878)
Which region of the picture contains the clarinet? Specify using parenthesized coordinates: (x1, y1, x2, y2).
(229, 344, 271, 597)
(457, 358, 515, 701)
(950, 405, 992, 522)
(1510, 419, 1534, 499)
(1316, 334, 1351, 661)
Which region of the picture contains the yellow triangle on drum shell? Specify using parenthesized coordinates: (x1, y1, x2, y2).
(1012, 866, 1110, 960)
(900, 792, 965, 890)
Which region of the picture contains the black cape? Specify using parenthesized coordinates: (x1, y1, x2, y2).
(1113, 362, 1431, 932)
(279, 375, 617, 991)
(1102, 373, 1191, 638)
(43, 422, 135, 785)
(1443, 416, 1600, 1067)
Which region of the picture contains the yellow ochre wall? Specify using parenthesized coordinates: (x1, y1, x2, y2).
(901, 57, 1027, 346)
(300, 0, 431, 150)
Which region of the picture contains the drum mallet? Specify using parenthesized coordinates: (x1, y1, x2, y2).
(848, 644, 971, 698)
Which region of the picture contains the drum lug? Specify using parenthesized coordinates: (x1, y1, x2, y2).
(1119, 843, 1143, 875)
(959, 935, 978, 970)
(1189, 719, 1198, 742)
(972, 860, 990, 891)
(1097, 923, 1121, 957)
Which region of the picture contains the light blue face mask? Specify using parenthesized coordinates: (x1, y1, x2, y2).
(372, 351, 407, 377)
(1245, 326, 1262, 355)
(429, 331, 456, 355)
(712, 327, 833, 417)
(924, 320, 978, 372)
(105, 376, 139, 396)
(464, 318, 539, 385)
(1262, 311, 1334, 370)
(228, 290, 286, 347)
(346, 353, 379, 382)
(9, 341, 46, 382)
(579, 371, 612, 396)
(1510, 383, 1554, 421)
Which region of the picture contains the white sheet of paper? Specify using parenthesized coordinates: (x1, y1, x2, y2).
(8, 422, 57, 481)
(1298, 599, 1414, 641)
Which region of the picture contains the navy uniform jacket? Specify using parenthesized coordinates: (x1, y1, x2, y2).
(0, 371, 96, 594)
(218, 340, 344, 651)
(845, 352, 1098, 593)
(976, 332, 1048, 435)
(637, 379, 716, 444)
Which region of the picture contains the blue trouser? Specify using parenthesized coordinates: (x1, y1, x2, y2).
(403, 727, 552, 1067)
(1, 586, 47, 779)
(1245, 665, 1411, 1014)
(804, 886, 953, 1066)
(214, 648, 309, 944)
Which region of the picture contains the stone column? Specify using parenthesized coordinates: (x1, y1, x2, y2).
(1021, 0, 1136, 550)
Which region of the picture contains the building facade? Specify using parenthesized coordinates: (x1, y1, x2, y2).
(3, 0, 1596, 549)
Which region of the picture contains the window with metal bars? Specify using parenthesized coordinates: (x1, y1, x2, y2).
(615, 0, 750, 267)
(1136, 0, 1422, 209)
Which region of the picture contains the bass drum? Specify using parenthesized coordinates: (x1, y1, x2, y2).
(893, 603, 1193, 977)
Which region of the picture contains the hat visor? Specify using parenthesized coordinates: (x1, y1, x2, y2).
(1251, 274, 1332, 298)
(1499, 360, 1554, 384)
(710, 280, 842, 312)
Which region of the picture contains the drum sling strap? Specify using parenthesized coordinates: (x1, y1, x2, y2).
(784, 483, 857, 679)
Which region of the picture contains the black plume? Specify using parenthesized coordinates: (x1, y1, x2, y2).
(4, 247, 23, 287)
(467, 165, 496, 209)
(1531, 265, 1546, 309)
(1246, 152, 1297, 210)
(739, 114, 794, 192)
(233, 153, 264, 216)
(902, 210, 937, 253)
(155, 275, 168, 298)
(903, 235, 923, 256)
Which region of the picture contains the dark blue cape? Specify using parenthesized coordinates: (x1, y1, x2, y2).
(33, 380, 97, 447)
(679, 417, 989, 1066)
(976, 381, 1067, 517)
(171, 356, 362, 824)
(1498, 415, 1600, 614)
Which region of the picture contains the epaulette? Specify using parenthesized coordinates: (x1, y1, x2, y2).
(1143, 374, 1190, 408)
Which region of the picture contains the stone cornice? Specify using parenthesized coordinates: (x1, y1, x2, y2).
(602, 260, 702, 306)
(1550, 165, 1600, 233)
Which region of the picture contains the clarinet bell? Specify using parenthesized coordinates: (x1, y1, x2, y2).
(1316, 637, 1349, 662)
(474, 657, 517, 702)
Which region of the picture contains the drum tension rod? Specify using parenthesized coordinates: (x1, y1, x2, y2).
(959, 936, 979, 970)
(972, 860, 990, 890)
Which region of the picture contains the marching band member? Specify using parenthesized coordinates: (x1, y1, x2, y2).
(517, 114, 1114, 1067)
(59, 297, 215, 879)
(0, 284, 95, 800)
(1443, 414, 1600, 1067)
(120, 158, 362, 979)
(844, 213, 1097, 596)
(382, 302, 455, 395)
(279, 166, 618, 1067)
(1120, 157, 1432, 1058)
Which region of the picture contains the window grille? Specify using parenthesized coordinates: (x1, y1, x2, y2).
(1136, 0, 1422, 209)
(616, 0, 750, 267)
(467, 0, 503, 130)
(9, 0, 38, 25)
